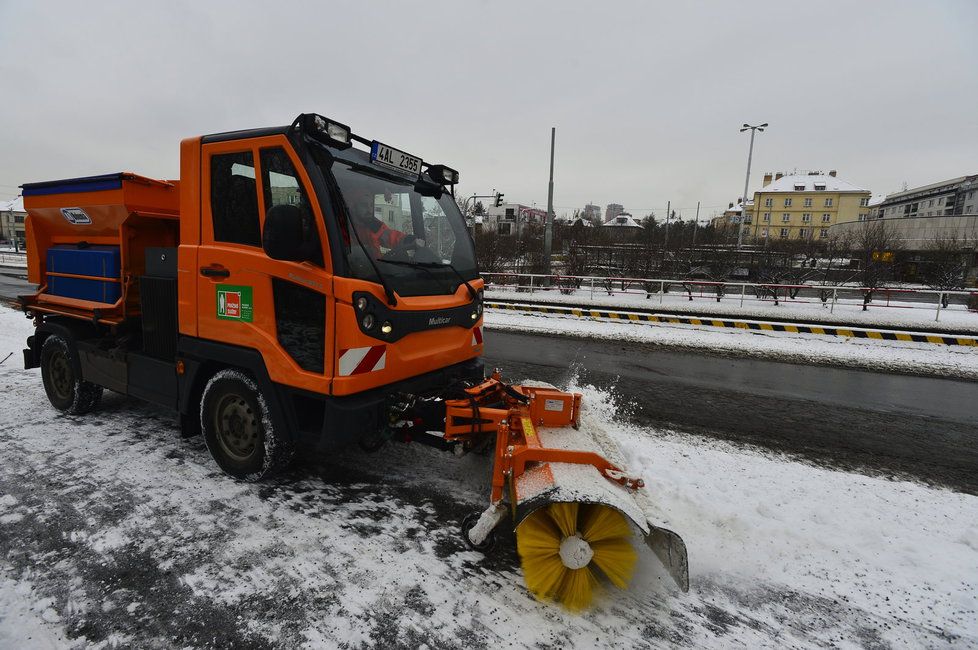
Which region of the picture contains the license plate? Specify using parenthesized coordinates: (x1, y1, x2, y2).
(370, 141, 422, 176)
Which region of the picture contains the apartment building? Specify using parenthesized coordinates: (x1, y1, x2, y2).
(747, 171, 870, 241)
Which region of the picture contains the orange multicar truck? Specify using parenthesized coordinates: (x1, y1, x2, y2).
(18, 113, 687, 609)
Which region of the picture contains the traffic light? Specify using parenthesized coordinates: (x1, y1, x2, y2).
(494, 192, 504, 207)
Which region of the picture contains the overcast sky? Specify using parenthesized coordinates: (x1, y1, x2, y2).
(1, 1, 975, 221)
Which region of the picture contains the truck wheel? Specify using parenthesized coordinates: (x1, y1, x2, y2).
(40, 335, 103, 415)
(200, 369, 293, 480)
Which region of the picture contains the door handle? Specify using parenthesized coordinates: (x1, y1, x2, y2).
(200, 266, 230, 279)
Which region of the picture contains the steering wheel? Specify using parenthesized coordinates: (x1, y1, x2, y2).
(386, 236, 440, 264)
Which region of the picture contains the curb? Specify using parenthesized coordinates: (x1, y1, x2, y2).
(485, 301, 978, 347)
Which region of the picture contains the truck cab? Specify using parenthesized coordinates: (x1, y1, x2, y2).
(21, 113, 485, 478)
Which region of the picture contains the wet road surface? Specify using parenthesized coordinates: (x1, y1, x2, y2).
(484, 329, 978, 494)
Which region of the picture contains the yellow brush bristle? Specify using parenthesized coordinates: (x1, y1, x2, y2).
(516, 502, 637, 610)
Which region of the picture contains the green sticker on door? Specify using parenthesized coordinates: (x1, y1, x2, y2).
(216, 285, 254, 322)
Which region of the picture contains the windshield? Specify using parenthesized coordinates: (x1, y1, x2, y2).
(316, 148, 478, 298)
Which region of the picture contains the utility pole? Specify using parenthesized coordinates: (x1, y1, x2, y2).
(661, 200, 671, 272)
(692, 201, 700, 246)
(544, 127, 555, 276)
(738, 122, 768, 249)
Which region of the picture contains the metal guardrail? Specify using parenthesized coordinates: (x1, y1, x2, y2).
(0, 252, 27, 266)
(482, 272, 978, 323)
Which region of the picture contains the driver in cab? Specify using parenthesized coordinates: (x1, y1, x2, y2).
(348, 192, 413, 255)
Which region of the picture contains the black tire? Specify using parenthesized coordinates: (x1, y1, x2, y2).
(200, 369, 293, 480)
(40, 335, 102, 415)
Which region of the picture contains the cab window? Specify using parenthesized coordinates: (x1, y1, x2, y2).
(259, 147, 323, 266)
(210, 151, 261, 247)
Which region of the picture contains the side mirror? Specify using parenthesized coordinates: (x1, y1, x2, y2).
(263, 204, 308, 262)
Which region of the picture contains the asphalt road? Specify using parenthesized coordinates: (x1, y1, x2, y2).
(484, 329, 978, 494)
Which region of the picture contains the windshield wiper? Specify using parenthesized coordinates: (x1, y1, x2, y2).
(375, 258, 452, 295)
(377, 259, 478, 300)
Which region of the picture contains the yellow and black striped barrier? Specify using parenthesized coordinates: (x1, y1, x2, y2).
(485, 301, 978, 347)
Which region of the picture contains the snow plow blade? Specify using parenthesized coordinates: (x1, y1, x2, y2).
(441, 374, 689, 609)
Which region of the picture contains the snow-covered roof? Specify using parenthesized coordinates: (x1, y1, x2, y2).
(759, 173, 867, 194)
(867, 192, 887, 207)
(603, 214, 643, 228)
(0, 196, 24, 213)
(725, 199, 754, 214)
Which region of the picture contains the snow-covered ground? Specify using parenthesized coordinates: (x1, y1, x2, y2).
(485, 307, 978, 380)
(486, 285, 978, 333)
(1, 307, 976, 648)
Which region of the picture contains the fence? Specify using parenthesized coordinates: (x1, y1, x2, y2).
(482, 272, 978, 323)
(0, 252, 26, 266)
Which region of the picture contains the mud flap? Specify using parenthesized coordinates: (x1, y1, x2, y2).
(644, 525, 689, 592)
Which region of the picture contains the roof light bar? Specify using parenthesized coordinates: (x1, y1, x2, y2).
(297, 113, 352, 149)
(427, 164, 459, 186)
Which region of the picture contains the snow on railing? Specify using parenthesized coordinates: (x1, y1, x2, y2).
(0, 252, 27, 267)
(481, 272, 978, 323)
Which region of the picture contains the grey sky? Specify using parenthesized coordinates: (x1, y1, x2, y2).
(1, 1, 975, 221)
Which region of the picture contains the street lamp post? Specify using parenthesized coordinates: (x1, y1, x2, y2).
(737, 122, 767, 249)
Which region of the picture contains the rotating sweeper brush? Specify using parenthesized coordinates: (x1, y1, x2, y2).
(398, 372, 689, 610)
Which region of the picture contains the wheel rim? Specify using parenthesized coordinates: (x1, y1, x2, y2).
(49, 351, 73, 401)
(214, 393, 260, 462)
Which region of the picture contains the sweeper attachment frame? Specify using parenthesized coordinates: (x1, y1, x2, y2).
(395, 372, 689, 610)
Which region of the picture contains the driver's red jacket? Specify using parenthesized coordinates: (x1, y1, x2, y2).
(350, 215, 409, 254)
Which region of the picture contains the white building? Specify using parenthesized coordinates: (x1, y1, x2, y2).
(0, 196, 26, 245)
(875, 174, 978, 219)
(485, 202, 548, 236)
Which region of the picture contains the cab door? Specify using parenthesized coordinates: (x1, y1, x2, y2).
(196, 136, 334, 393)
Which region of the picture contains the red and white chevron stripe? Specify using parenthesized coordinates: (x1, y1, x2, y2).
(472, 326, 483, 346)
(338, 345, 387, 376)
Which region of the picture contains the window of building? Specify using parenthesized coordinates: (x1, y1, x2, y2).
(802, 213, 812, 223)
(814, 183, 826, 191)
(764, 198, 773, 207)
(859, 197, 869, 207)
(858, 214, 866, 222)
(824, 198, 833, 207)
(794, 183, 805, 191)
(903, 204, 912, 215)
(821, 213, 831, 223)
(14, 215, 25, 223)
(743, 215, 752, 224)
(762, 212, 770, 222)
(761, 228, 768, 237)
(780, 228, 789, 238)
(505, 208, 515, 217)
(799, 228, 809, 238)
(781, 213, 790, 223)
(820, 228, 828, 238)
(910, 202, 918, 213)
(928, 199, 934, 207)
(784, 198, 792, 207)
(804, 197, 813, 207)
(210, 150, 261, 247)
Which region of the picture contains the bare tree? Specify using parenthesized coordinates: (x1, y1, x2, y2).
(472, 230, 507, 273)
(815, 231, 858, 304)
(853, 220, 901, 310)
(922, 234, 970, 307)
